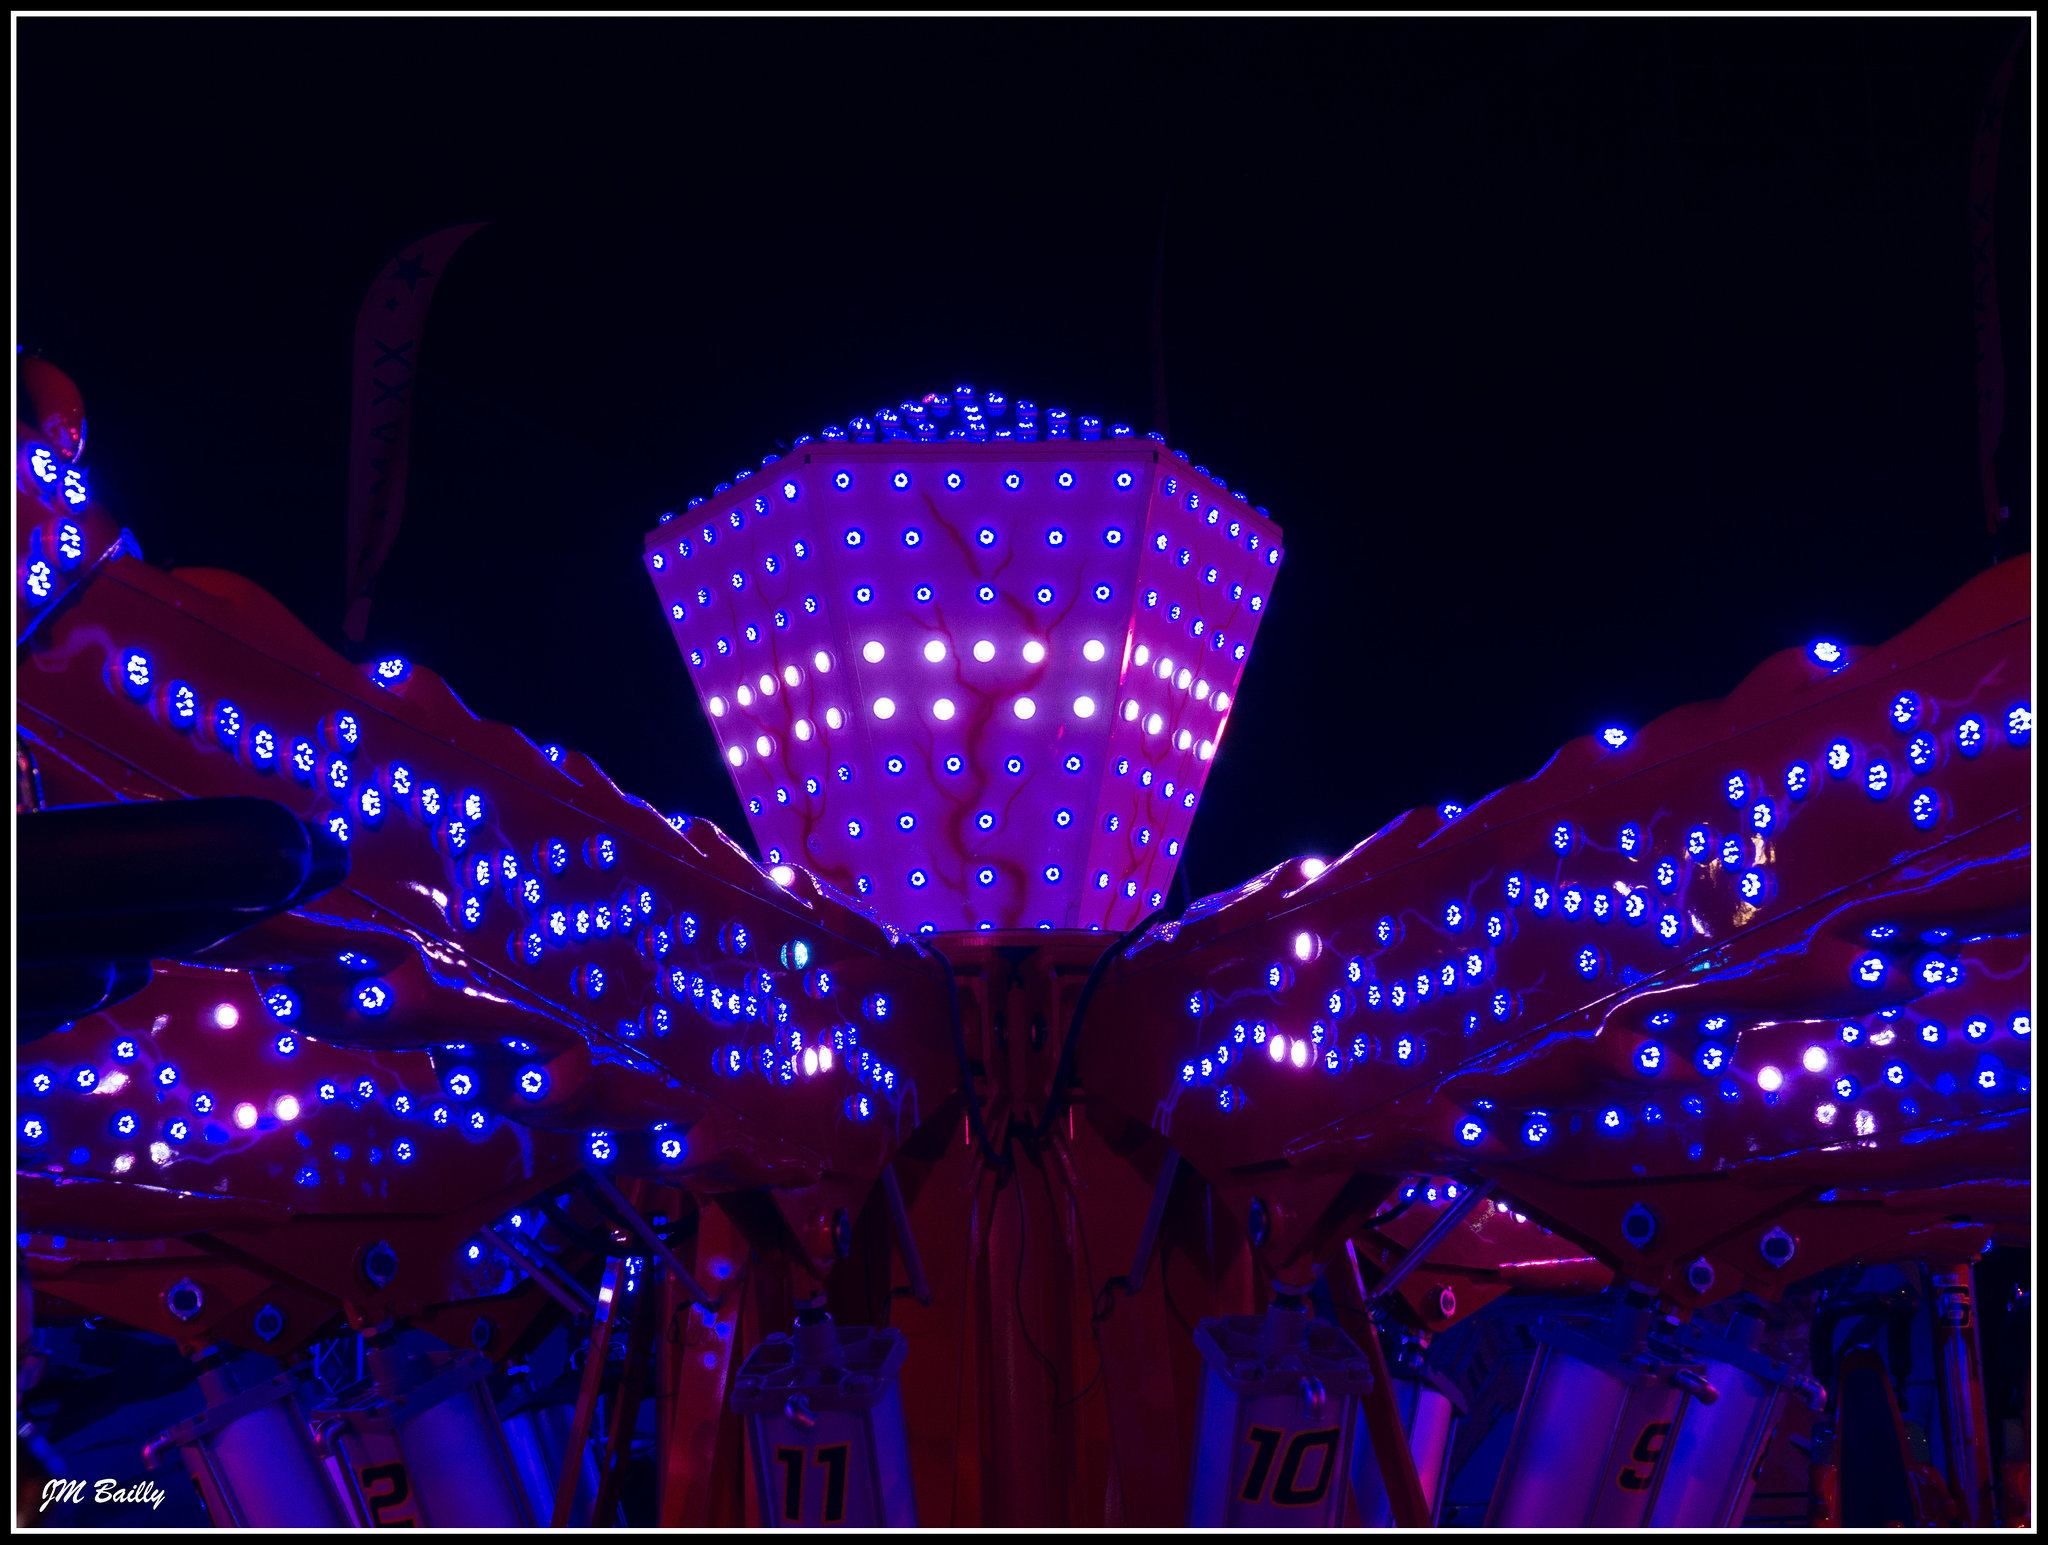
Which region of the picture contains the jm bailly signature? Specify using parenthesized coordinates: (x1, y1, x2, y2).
(41, 1478, 168, 1512)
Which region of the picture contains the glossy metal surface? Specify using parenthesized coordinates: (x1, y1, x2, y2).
(1350, 1370, 1459, 1527)
(14, 363, 2031, 1529)
(146, 1361, 352, 1528)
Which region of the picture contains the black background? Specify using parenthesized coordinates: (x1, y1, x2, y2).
(17, 19, 2033, 901)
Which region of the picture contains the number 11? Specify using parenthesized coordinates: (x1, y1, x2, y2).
(773, 1442, 849, 1523)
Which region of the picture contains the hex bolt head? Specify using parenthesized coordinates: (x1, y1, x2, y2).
(362, 1240, 398, 1288)
(1758, 1226, 1797, 1269)
(1621, 1203, 1658, 1250)
(165, 1279, 204, 1322)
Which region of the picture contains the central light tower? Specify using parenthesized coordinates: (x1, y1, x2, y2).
(644, 387, 1283, 934)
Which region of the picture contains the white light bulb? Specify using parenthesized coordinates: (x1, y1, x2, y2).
(1134, 644, 1151, 666)
(1073, 695, 1096, 719)
(1802, 1045, 1829, 1073)
(1022, 640, 1047, 664)
(211, 1003, 240, 1030)
(933, 698, 956, 721)
(1145, 712, 1164, 735)
(863, 640, 885, 663)
(1195, 680, 1210, 700)
(727, 746, 745, 766)
(754, 735, 772, 756)
(924, 638, 947, 663)
(736, 685, 754, 707)
(794, 719, 813, 741)
(1083, 639, 1106, 662)
(1123, 700, 1141, 721)
(770, 865, 796, 886)
(1014, 696, 1036, 720)
(802, 1046, 819, 1076)
(973, 639, 996, 662)
(1757, 1065, 1784, 1092)
(1198, 740, 1215, 760)
(813, 650, 832, 672)
(1289, 1039, 1309, 1068)
(275, 1095, 301, 1122)
(1301, 858, 1327, 879)
(1176, 729, 1193, 750)
(1214, 692, 1231, 712)
(1293, 930, 1317, 961)
(1156, 658, 1172, 679)
(824, 707, 843, 730)
(759, 673, 775, 695)
(783, 665, 801, 686)
(873, 697, 896, 720)
(819, 1045, 834, 1072)
(1268, 1034, 1287, 1063)
(709, 696, 727, 717)
(1176, 668, 1192, 690)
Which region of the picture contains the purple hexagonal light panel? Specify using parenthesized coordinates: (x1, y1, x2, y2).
(644, 389, 1283, 934)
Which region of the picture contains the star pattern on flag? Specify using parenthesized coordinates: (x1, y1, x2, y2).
(388, 250, 434, 293)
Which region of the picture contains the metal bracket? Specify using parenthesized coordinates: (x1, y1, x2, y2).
(1368, 1177, 1497, 1304)
(583, 1165, 716, 1308)
(1126, 1148, 1181, 1293)
(481, 1225, 596, 1318)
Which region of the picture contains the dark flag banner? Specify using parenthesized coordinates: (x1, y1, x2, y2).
(342, 222, 488, 645)
(1968, 33, 2022, 541)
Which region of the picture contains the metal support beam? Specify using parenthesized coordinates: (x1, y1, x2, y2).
(1369, 1178, 1497, 1302)
(1126, 1149, 1181, 1293)
(1355, 1303, 1434, 1527)
(551, 1256, 628, 1529)
(592, 1258, 662, 1526)
(481, 1225, 595, 1319)
(1929, 1261, 1997, 1526)
(880, 1165, 932, 1305)
(584, 1165, 716, 1307)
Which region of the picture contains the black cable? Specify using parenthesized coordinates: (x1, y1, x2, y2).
(1360, 1194, 1419, 1232)
(1326, 1295, 1380, 1327)
(1030, 907, 1167, 1144)
(936, 944, 1008, 1174)
(1055, 1275, 1128, 1413)
(1159, 1254, 1198, 1338)
(1007, 1167, 1065, 1409)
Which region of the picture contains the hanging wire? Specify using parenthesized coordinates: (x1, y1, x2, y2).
(1030, 907, 1167, 1146)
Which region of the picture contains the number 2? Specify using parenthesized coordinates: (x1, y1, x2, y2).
(359, 1462, 415, 1527)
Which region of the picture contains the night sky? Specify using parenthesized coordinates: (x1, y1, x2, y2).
(17, 19, 2032, 905)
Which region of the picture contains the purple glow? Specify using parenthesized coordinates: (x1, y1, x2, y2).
(644, 403, 1283, 930)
